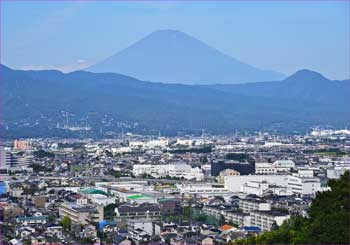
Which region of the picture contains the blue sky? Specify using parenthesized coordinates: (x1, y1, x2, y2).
(1, 1, 349, 79)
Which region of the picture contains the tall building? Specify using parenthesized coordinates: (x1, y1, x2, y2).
(0, 146, 32, 171)
(0, 146, 14, 170)
(0, 146, 6, 169)
(13, 140, 31, 150)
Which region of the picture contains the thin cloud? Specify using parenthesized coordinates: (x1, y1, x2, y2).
(21, 59, 94, 73)
(77, 59, 87, 63)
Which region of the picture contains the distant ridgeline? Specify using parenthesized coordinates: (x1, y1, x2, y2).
(233, 171, 350, 244)
(1, 64, 349, 138)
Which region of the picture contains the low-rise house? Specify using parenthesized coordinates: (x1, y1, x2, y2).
(16, 215, 47, 226)
(112, 235, 132, 245)
(159, 198, 182, 215)
(9, 238, 22, 245)
(1, 203, 24, 221)
(128, 219, 160, 237)
(219, 224, 236, 232)
(81, 224, 97, 238)
(217, 229, 245, 243)
(15, 227, 36, 239)
(30, 235, 46, 245)
(46, 225, 63, 239)
(199, 236, 214, 245)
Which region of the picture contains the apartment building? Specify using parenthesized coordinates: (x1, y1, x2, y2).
(239, 199, 271, 213)
(202, 205, 226, 220)
(250, 211, 290, 231)
(58, 203, 104, 225)
(115, 203, 161, 221)
(224, 210, 251, 227)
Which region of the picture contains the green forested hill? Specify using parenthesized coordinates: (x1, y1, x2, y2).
(235, 172, 350, 244)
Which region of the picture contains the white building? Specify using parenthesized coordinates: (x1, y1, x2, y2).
(168, 164, 204, 181)
(58, 203, 104, 225)
(255, 162, 278, 175)
(255, 160, 295, 175)
(287, 174, 321, 196)
(132, 163, 204, 181)
(145, 139, 168, 149)
(80, 188, 116, 206)
(239, 199, 271, 213)
(47, 226, 63, 239)
(250, 211, 290, 231)
(176, 183, 232, 198)
(175, 139, 193, 146)
(224, 211, 251, 227)
(240, 181, 270, 196)
(240, 181, 292, 197)
(327, 166, 350, 179)
(133, 164, 154, 176)
(128, 219, 160, 237)
(111, 146, 132, 154)
(16, 216, 47, 226)
(217, 169, 240, 184)
(311, 129, 350, 137)
(0, 147, 33, 171)
(224, 175, 288, 192)
(296, 169, 314, 177)
(129, 141, 144, 148)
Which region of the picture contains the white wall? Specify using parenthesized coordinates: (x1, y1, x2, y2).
(224, 175, 288, 192)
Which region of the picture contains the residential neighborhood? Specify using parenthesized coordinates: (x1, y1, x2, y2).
(1, 129, 349, 244)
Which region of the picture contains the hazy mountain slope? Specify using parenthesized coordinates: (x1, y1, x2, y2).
(87, 30, 285, 84)
(211, 69, 350, 106)
(2, 65, 276, 129)
(1, 64, 349, 137)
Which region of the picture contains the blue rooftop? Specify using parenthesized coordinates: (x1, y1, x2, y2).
(243, 226, 261, 232)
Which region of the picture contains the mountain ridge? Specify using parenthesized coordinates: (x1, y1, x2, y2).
(1, 64, 349, 138)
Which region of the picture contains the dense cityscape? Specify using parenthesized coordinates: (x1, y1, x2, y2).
(2, 1, 349, 244)
(0, 128, 349, 244)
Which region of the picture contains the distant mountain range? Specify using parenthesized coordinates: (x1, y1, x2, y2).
(87, 30, 285, 84)
(1, 64, 349, 137)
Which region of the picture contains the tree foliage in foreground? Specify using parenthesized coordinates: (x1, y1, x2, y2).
(61, 216, 72, 231)
(234, 171, 350, 244)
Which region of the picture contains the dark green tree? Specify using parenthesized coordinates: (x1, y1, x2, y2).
(48, 213, 56, 223)
(61, 216, 72, 231)
(104, 203, 118, 220)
